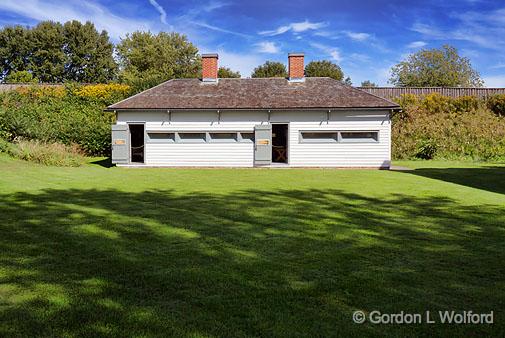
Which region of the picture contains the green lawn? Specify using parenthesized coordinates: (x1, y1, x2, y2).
(1, 154, 504, 337)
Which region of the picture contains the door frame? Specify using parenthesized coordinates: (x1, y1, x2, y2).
(270, 122, 290, 165)
(127, 122, 146, 164)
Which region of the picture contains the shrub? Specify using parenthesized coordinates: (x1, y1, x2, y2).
(421, 93, 454, 114)
(453, 95, 481, 113)
(8, 139, 86, 167)
(415, 139, 437, 159)
(73, 83, 131, 105)
(0, 137, 12, 153)
(393, 96, 505, 161)
(0, 83, 127, 156)
(487, 94, 505, 117)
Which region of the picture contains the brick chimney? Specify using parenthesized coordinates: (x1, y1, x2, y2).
(202, 53, 218, 82)
(288, 52, 305, 81)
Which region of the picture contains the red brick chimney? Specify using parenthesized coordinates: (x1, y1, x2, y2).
(202, 53, 218, 82)
(288, 52, 305, 81)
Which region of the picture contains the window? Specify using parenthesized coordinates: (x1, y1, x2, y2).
(300, 131, 338, 143)
(240, 132, 254, 142)
(340, 131, 378, 142)
(178, 132, 206, 142)
(299, 130, 379, 143)
(147, 132, 175, 142)
(209, 132, 237, 142)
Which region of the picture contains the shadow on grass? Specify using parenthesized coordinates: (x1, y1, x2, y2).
(90, 157, 113, 168)
(0, 188, 504, 337)
(400, 166, 505, 195)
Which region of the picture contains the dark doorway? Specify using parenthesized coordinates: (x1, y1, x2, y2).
(272, 124, 288, 163)
(129, 124, 144, 163)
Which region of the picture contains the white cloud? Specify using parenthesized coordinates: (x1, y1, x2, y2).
(191, 21, 250, 38)
(148, 0, 167, 25)
(310, 42, 342, 63)
(0, 0, 150, 39)
(412, 7, 505, 50)
(256, 41, 280, 53)
(407, 41, 427, 49)
(490, 63, 505, 70)
(260, 20, 326, 36)
(345, 31, 370, 41)
(482, 74, 505, 87)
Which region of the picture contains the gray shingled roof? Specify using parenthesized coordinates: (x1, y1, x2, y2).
(107, 77, 399, 110)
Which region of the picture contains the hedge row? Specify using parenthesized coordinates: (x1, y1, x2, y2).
(0, 84, 130, 156)
(392, 93, 505, 160)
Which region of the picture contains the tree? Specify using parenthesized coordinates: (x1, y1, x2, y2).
(5, 70, 38, 83)
(63, 20, 116, 83)
(29, 21, 66, 82)
(0, 21, 117, 83)
(361, 80, 377, 87)
(389, 45, 483, 87)
(305, 60, 343, 80)
(117, 31, 200, 92)
(218, 67, 240, 78)
(251, 61, 287, 78)
(0, 26, 32, 81)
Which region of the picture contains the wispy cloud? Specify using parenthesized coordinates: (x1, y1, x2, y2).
(490, 63, 505, 70)
(412, 7, 505, 50)
(148, 0, 167, 25)
(345, 31, 370, 41)
(191, 21, 250, 38)
(0, 0, 150, 39)
(259, 20, 326, 36)
(310, 42, 342, 63)
(256, 41, 280, 53)
(407, 41, 427, 48)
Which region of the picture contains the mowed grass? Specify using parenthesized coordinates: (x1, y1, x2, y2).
(1, 154, 505, 337)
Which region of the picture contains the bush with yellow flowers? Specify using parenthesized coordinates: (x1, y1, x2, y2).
(1, 83, 131, 156)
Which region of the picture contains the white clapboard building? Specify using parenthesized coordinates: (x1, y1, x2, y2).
(107, 53, 400, 168)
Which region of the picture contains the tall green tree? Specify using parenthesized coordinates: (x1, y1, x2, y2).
(63, 20, 116, 83)
(29, 21, 66, 82)
(389, 45, 483, 87)
(251, 61, 287, 78)
(305, 60, 344, 80)
(117, 31, 200, 92)
(0, 26, 32, 81)
(218, 67, 240, 78)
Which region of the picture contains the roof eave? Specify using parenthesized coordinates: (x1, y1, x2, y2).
(104, 106, 400, 112)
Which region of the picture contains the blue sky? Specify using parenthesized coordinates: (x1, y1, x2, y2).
(1, 0, 505, 86)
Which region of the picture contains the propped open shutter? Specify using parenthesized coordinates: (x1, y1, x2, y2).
(111, 124, 129, 164)
(254, 124, 272, 166)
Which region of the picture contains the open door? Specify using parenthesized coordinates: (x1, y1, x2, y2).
(111, 124, 129, 164)
(129, 124, 145, 163)
(254, 124, 272, 166)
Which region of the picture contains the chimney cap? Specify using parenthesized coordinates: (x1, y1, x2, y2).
(202, 53, 219, 58)
(288, 52, 304, 57)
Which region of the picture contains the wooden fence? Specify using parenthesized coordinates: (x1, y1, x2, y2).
(356, 87, 505, 99)
(0, 83, 63, 92)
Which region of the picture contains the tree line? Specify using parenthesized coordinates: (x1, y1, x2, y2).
(0, 20, 484, 91)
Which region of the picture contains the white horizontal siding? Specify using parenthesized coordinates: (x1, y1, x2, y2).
(116, 110, 391, 167)
(146, 143, 253, 167)
(288, 111, 390, 167)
